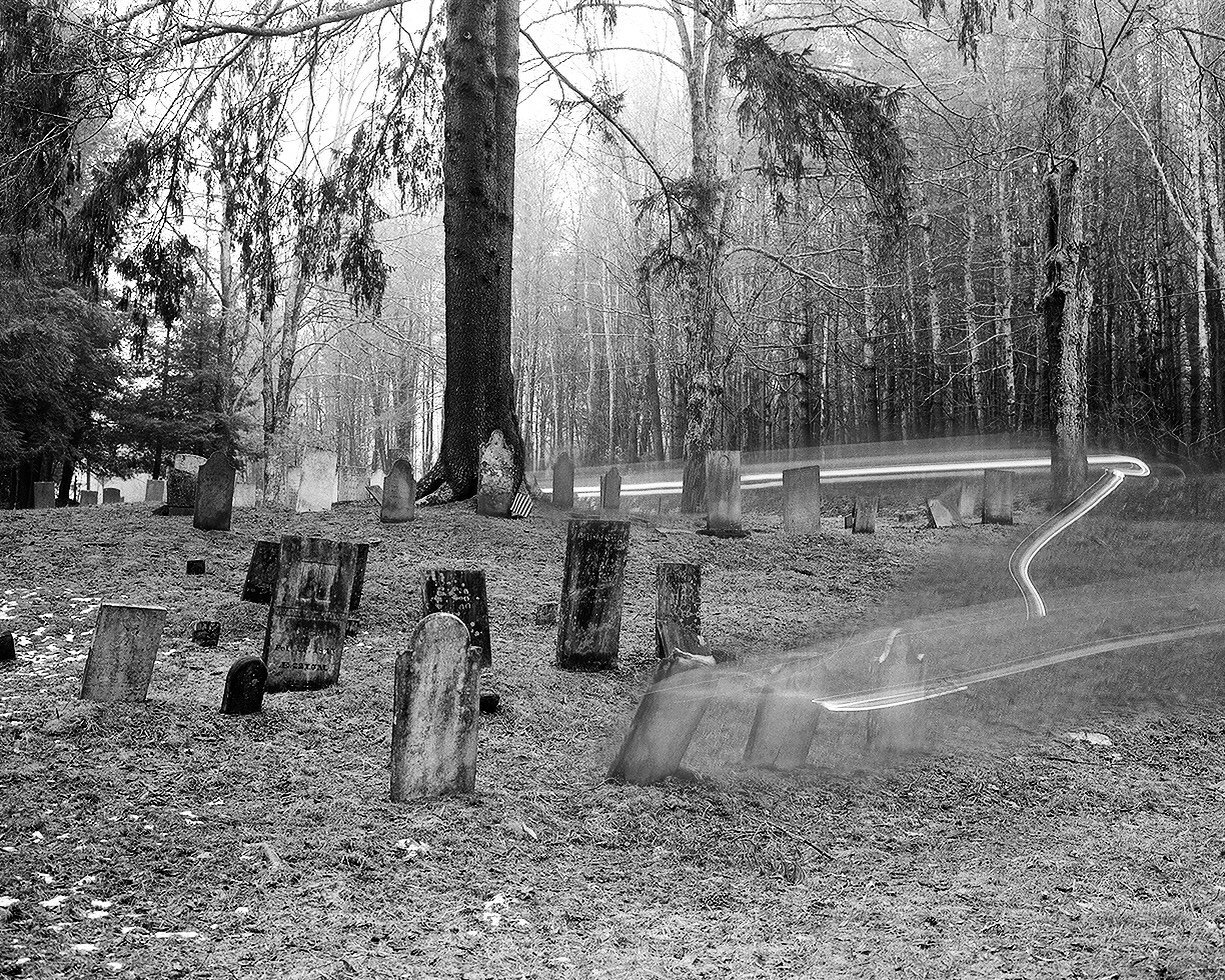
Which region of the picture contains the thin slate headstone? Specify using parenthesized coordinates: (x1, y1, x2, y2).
(186, 559, 206, 575)
(926, 498, 956, 529)
(743, 658, 831, 770)
(79, 490, 98, 506)
(346, 542, 370, 637)
(782, 466, 822, 535)
(0, 631, 14, 663)
(390, 612, 481, 801)
(242, 540, 281, 603)
(145, 479, 166, 503)
(422, 569, 490, 668)
(700, 450, 746, 537)
(476, 430, 515, 517)
(79, 603, 167, 703)
(556, 518, 631, 671)
(30, 483, 55, 509)
(262, 535, 359, 693)
(191, 620, 220, 647)
(194, 451, 237, 532)
(232, 483, 258, 508)
(295, 450, 338, 513)
(865, 630, 926, 753)
(380, 459, 416, 523)
(982, 470, 1015, 525)
(552, 454, 575, 510)
(656, 563, 700, 661)
(221, 655, 267, 715)
(102, 488, 122, 505)
(853, 495, 878, 534)
(166, 469, 197, 517)
(600, 468, 621, 512)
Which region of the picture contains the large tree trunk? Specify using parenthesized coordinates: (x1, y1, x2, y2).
(418, 0, 524, 501)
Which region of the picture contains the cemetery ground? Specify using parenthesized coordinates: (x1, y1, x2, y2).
(2, 491, 1224, 979)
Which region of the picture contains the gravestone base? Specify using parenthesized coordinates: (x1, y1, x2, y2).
(695, 526, 750, 539)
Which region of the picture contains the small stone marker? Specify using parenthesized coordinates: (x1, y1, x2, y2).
(194, 451, 237, 532)
(865, 630, 926, 753)
(556, 518, 631, 671)
(102, 488, 122, 505)
(242, 541, 280, 602)
(534, 601, 558, 626)
(79, 603, 168, 703)
(186, 559, 206, 575)
(166, 469, 197, 517)
(336, 466, 369, 503)
(380, 458, 416, 523)
(853, 495, 878, 534)
(982, 470, 1015, 525)
(145, 479, 166, 503)
(191, 620, 220, 647)
(422, 569, 490, 668)
(656, 563, 700, 661)
(0, 631, 15, 663)
(31, 482, 56, 508)
(782, 465, 821, 535)
(476, 430, 516, 517)
(700, 450, 746, 537)
(926, 497, 956, 529)
(552, 454, 575, 509)
(607, 651, 717, 786)
(263, 535, 359, 693)
(679, 456, 704, 513)
(479, 692, 501, 714)
(743, 659, 830, 770)
(221, 654, 267, 715)
(938, 481, 974, 522)
(295, 449, 338, 513)
(600, 467, 621, 512)
(390, 612, 481, 801)
(79, 490, 98, 506)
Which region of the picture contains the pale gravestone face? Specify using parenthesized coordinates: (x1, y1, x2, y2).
(422, 570, 490, 667)
(166, 470, 197, 516)
(221, 655, 267, 715)
(173, 453, 206, 475)
(194, 452, 237, 532)
(552, 454, 575, 510)
(79, 490, 98, 506)
(782, 466, 821, 535)
(477, 430, 515, 517)
(703, 450, 743, 536)
(79, 603, 168, 703)
(232, 483, 258, 509)
(145, 479, 166, 503)
(295, 451, 337, 513)
(380, 459, 416, 523)
(31, 483, 55, 509)
(337, 467, 370, 503)
(102, 488, 122, 505)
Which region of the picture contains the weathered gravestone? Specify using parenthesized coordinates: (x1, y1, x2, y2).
(79, 491, 98, 506)
(743, 658, 831, 770)
(380, 459, 416, 523)
(552, 454, 575, 510)
(926, 497, 957, 529)
(853, 495, 878, 534)
(336, 466, 370, 503)
(390, 612, 481, 801)
(262, 535, 360, 693)
(782, 465, 822, 535)
(79, 603, 168, 703)
(556, 518, 631, 671)
(476, 430, 516, 517)
(865, 630, 926, 753)
(173, 453, 206, 475)
(0, 631, 15, 663)
(232, 483, 258, 509)
(191, 620, 220, 647)
(31, 483, 55, 509)
(982, 470, 1015, 525)
(700, 450, 746, 538)
(221, 654, 267, 715)
(600, 468, 621, 512)
(145, 479, 166, 504)
(242, 541, 280, 602)
(295, 450, 338, 513)
(102, 488, 122, 505)
(656, 563, 700, 661)
(166, 469, 197, 517)
(194, 452, 237, 532)
(422, 570, 490, 668)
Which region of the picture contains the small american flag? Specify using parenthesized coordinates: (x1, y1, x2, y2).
(510, 486, 534, 518)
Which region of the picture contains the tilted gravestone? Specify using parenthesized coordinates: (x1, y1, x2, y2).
(865, 630, 926, 753)
(390, 612, 481, 801)
(145, 479, 166, 504)
(744, 658, 831, 770)
(926, 498, 956, 529)
(556, 518, 631, 671)
(852, 495, 878, 534)
(295, 450, 337, 513)
(422, 569, 490, 668)
(476, 430, 515, 517)
(221, 655, 267, 715)
(982, 470, 1015, 525)
(600, 468, 621, 512)
(937, 481, 974, 523)
(31, 483, 55, 509)
(700, 450, 746, 538)
(380, 459, 416, 524)
(262, 535, 360, 693)
(102, 488, 122, 505)
(656, 563, 700, 661)
(552, 454, 575, 510)
(166, 469, 197, 517)
(79, 603, 168, 703)
(194, 452, 237, 532)
(79, 490, 98, 506)
(782, 466, 821, 535)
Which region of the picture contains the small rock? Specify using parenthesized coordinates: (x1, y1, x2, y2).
(1065, 731, 1113, 747)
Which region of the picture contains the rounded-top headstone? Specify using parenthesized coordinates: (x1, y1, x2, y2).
(221, 655, 267, 715)
(380, 459, 416, 524)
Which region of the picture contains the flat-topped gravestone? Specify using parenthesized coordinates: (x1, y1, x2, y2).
(700, 450, 745, 538)
(782, 466, 821, 535)
(600, 468, 621, 512)
(145, 479, 166, 503)
(336, 466, 370, 503)
(744, 658, 830, 770)
(656, 563, 700, 661)
(173, 453, 206, 475)
(391, 613, 481, 800)
(31, 483, 55, 509)
(476, 430, 515, 517)
(422, 569, 490, 668)
(853, 495, 878, 534)
(295, 450, 337, 513)
(79, 603, 168, 703)
(380, 459, 416, 523)
(982, 470, 1015, 525)
(552, 454, 575, 510)
(926, 498, 956, 529)
(0, 631, 15, 662)
(79, 490, 98, 506)
(865, 630, 926, 753)
(102, 488, 122, 505)
(221, 654, 267, 715)
(556, 518, 631, 671)
(232, 483, 258, 508)
(166, 469, 197, 517)
(242, 541, 280, 602)
(262, 535, 359, 693)
(194, 452, 237, 532)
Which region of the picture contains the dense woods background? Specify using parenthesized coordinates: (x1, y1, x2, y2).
(2, 0, 1222, 508)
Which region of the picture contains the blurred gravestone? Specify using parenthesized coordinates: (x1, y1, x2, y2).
(926, 498, 956, 529)
(853, 495, 878, 534)
(232, 483, 258, 508)
(556, 518, 630, 671)
(102, 488, 122, 505)
(0, 631, 15, 662)
(295, 450, 337, 513)
(31, 483, 55, 509)
(174, 454, 206, 475)
(700, 450, 745, 537)
(422, 569, 490, 668)
(600, 468, 621, 511)
(194, 452, 237, 532)
(145, 479, 166, 504)
(380, 459, 416, 523)
(744, 659, 830, 770)
(982, 470, 1015, 525)
(79, 490, 98, 506)
(79, 603, 168, 703)
(262, 535, 359, 692)
(938, 481, 974, 523)
(166, 470, 197, 517)
(476, 430, 515, 517)
(865, 630, 926, 753)
(782, 466, 821, 535)
(242, 541, 280, 603)
(390, 613, 480, 801)
(221, 654, 267, 715)
(656, 563, 700, 661)
(337, 466, 370, 503)
(552, 454, 575, 510)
